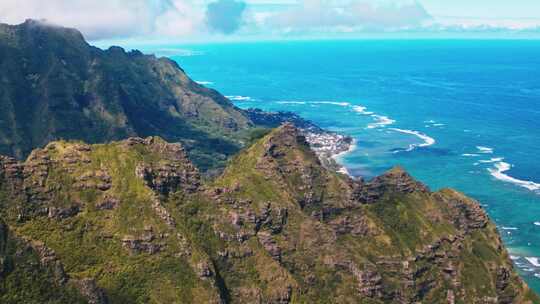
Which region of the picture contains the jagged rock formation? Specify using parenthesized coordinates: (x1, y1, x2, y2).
(0, 19, 253, 171)
(0, 125, 537, 303)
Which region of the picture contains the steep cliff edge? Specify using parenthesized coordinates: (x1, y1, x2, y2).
(0, 19, 252, 171)
(0, 125, 537, 303)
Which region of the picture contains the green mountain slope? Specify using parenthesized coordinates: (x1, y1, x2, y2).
(0, 19, 253, 171)
(0, 124, 537, 303)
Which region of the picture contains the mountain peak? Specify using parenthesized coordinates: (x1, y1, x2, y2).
(1, 134, 538, 303)
(0, 21, 252, 170)
(262, 123, 310, 156)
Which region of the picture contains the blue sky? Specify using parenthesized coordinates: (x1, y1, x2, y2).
(1, 0, 540, 41)
(421, 0, 540, 19)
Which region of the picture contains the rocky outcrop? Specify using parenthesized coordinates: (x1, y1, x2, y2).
(134, 137, 201, 195)
(73, 170, 112, 192)
(257, 231, 282, 262)
(121, 233, 162, 255)
(433, 189, 489, 232)
(47, 205, 80, 219)
(353, 167, 429, 203)
(328, 213, 371, 236)
(0, 156, 24, 189)
(95, 195, 120, 210)
(74, 278, 109, 304)
(0, 127, 536, 304)
(29, 240, 69, 284)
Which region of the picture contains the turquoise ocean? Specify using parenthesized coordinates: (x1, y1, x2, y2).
(136, 40, 540, 290)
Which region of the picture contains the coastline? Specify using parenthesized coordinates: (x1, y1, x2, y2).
(244, 108, 357, 177)
(302, 129, 356, 176)
(332, 138, 357, 176)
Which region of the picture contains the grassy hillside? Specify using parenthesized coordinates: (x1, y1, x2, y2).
(0, 125, 537, 303)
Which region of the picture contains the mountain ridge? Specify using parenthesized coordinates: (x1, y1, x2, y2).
(0, 20, 538, 304)
(1, 125, 537, 303)
(0, 19, 253, 171)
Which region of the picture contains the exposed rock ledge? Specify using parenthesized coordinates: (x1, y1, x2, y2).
(246, 109, 354, 174)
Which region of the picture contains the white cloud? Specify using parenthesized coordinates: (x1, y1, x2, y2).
(0, 0, 205, 40)
(433, 16, 540, 31)
(1, 0, 539, 40)
(259, 0, 432, 33)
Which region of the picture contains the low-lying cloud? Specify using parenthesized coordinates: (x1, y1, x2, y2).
(0, 0, 204, 40)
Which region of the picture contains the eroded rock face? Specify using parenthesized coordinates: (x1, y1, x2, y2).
(95, 196, 119, 210)
(257, 231, 282, 262)
(0, 127, 536, 304)
(136, 162, 199, 195)
(328, 214, 371, 236)
(47, 205, 80, 219)
(73, 170, 112, 192)
(353, 167, 429, 204)
(134, 137, 201, 195)
(0, 156, 24, 186)
(74, 278, 109, 304)
(263, 123, 308, 158)
(433, 190, 489, 232)
(29, 240, 69, 285)
(121, 234, 162, 255)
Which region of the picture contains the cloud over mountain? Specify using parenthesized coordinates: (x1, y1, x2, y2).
(0, 0, 204, 40)
(1, 0, 539, 40)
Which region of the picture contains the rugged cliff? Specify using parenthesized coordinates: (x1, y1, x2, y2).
(0, 19, 252, 170)
(0, 124, 537, 303)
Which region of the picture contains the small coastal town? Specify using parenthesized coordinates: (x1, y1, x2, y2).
(302, 129, 354, 174)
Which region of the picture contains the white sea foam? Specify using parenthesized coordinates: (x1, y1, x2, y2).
(195, 81, 214, 85)
(351, 105, 367, 114)
(276, 101, 307, 105)
(226, 95, 253, 101)
(510, 255, 520, 260)
(351, 105, 375, 115)
(488, 162, 540, 192)
(477, 146, 494, 154)
(367, 115, 396, 129)
(155, 48, 204, 57)
(501, 227, 519, 230)
(526, 257, 540, 267)
(389, 128, 436, 151)
(479, 157, 504, 164)
(462, 153, 480, 157)
(311, 101, 350, 106)
(424, 120, 445, 127)
(534, 222, 540, 226)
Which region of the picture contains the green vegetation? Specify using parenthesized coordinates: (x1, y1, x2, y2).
(0, 20, 253, 171)
(0, 18, 537, 304)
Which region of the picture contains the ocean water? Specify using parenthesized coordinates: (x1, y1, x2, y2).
(141, 40, 540, 290)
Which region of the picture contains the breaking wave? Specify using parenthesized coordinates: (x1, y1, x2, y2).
(226, 95, 254, 101)
(488, 162, 540, 192)
(389, 128, 436, 151)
